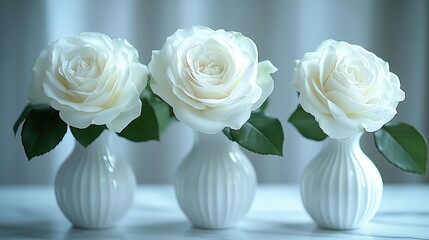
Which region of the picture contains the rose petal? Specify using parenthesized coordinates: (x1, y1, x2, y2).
(59, 110, 94, 129)
(130, 63, 149, 93)
(293, 39, 405, 139)
(107, 100, 142, 132)
(173, 104, 226, 134)
(252, 60, 277, 110)
(149, 26, 266, 133)
(29, 32, 149, 132)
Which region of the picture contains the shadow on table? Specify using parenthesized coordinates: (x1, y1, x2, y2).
(61, 226, 130, 240)
(242, 221, 339, 238)
(125, 220, 281, 239)
(123, 220, 336, 239)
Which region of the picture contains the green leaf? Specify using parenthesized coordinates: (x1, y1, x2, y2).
(13, 104, 52, 135)
(222, 127, 233, 141)
(226, 112, 284, 156)
(141, 87, 174, 132)
(118, 98, 159, 142)
(288, 105, 327, 141)
(374, 123, 428, 175)
(13, 104, 33, 135)
(70, 125, 106, 148)
(254, 99, 269, 113)
(140, 86, 156, 101)
(152, 100, 172, 132)
(21, 106, 67, 160)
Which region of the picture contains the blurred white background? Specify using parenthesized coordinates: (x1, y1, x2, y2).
(0, 0, 428, 185)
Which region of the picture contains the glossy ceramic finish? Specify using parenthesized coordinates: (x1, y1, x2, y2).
(55, 131, 136, 229)
(301, 134, 383, 229)
(175, 132, 257, 229)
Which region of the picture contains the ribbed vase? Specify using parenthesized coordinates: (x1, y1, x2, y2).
(54, 130, 136, 229)
(301, 134, 383, 229)
(175, 132, 257, 229)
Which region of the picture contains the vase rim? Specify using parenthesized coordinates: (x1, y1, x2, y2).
(328, 132, 363, 142)
(193, 131, 234, 149)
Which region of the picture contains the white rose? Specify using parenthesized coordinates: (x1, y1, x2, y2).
(293, 39, 405, 140)
(148, 26, 277, 134)
(28, 32, 149, 132)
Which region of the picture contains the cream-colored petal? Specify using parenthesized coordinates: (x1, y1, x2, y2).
(252, 60, 277, 110)
(107, 101, 142, 133)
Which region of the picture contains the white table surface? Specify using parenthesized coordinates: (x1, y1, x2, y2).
(0, 184, 428, 240)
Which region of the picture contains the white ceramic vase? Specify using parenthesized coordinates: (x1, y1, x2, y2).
(175, 132, 257, 229)
(55, 130, 136, 229)
(301, 134, 383, 229)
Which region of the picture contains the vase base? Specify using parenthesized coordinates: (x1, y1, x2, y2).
(316, 223, 366, 231)
(72, 223, 118, 230)
(192, 223, 237, 230)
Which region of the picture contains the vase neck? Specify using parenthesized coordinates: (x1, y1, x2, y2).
(194, 132, 234, 150)
(325, 133, 362, 151)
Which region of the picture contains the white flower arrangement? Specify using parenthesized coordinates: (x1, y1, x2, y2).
(149, 26, 284, 155)
(14, 32, 162, 159)
(14, 27, 285, 159)
(289, 39, 427, 175)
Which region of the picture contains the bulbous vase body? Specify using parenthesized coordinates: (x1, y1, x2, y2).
(175, 133, 257, 229)
(55, 131, 136, 229)
(301, 134, 383, 229)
